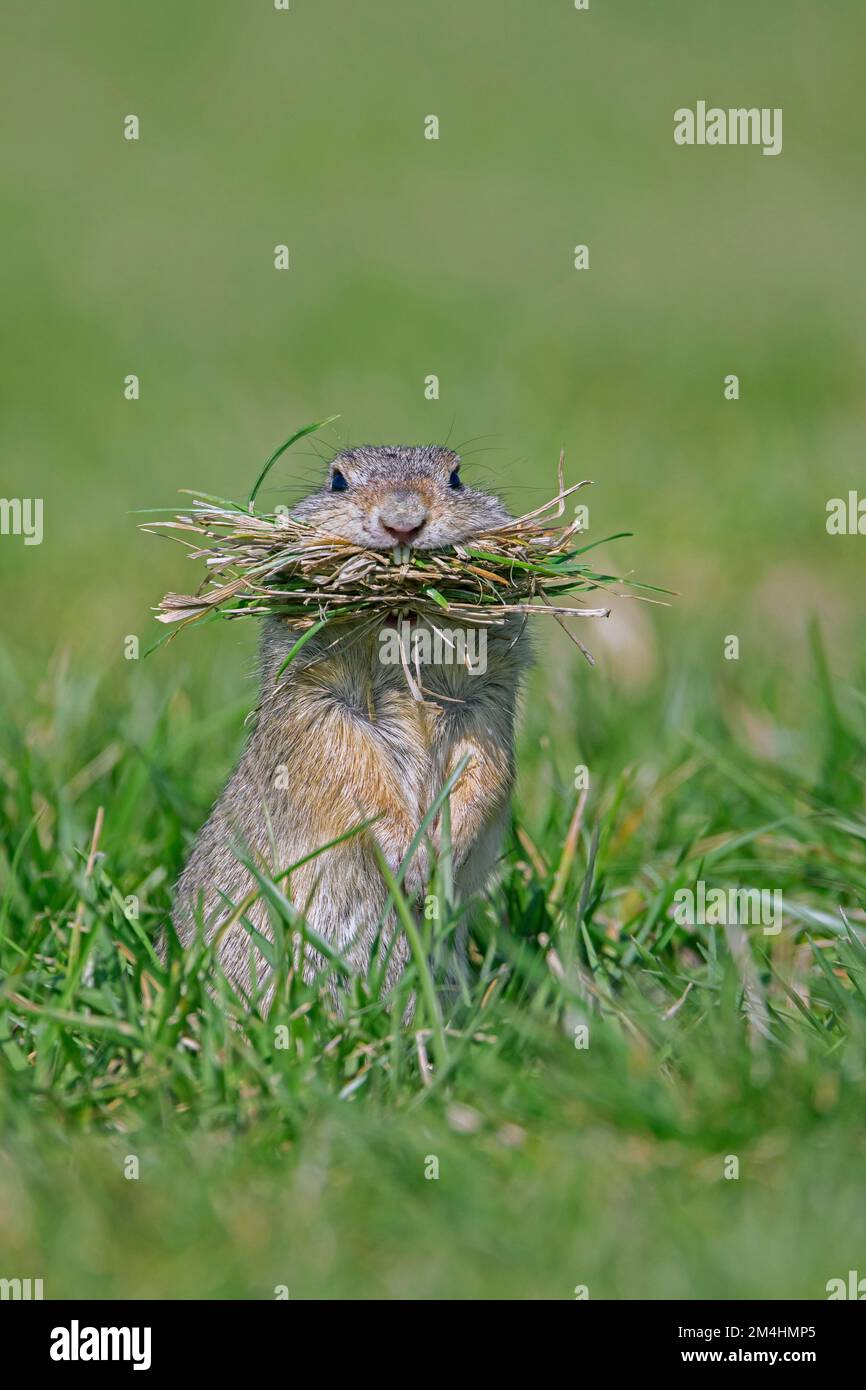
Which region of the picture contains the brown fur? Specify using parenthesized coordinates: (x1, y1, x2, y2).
(171, 446, 530, 1005)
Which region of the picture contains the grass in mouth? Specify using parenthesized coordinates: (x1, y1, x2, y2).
(142, 425, 667, 680)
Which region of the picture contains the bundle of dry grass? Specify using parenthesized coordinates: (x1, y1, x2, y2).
(144, 442, 645, 675)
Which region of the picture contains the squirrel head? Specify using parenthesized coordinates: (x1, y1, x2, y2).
(289, 445, 511, 550)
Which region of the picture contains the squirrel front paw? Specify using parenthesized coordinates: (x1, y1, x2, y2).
(371, 817, 429, 906)
(396, 839, 430, 905)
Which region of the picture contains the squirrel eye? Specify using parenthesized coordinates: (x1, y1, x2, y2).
(330, 470, 348, 492)
(448, 469, 462, 490)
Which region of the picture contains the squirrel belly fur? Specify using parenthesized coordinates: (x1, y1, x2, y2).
(171, 445, 531, 1004)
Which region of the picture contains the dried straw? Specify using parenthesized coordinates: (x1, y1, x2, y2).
(143, 454, 639, 672)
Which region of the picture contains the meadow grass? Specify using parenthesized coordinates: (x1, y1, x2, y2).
(1, 0, 865, 1304)
(1, 628, 865, 1300)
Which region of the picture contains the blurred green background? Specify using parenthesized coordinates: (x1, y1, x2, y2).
(2, 0, 866, 1304)
(2, 0, 864, 680)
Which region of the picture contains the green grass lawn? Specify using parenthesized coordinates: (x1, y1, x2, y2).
(2, 625, 865, 1300)
(1, 0, 866, 1300)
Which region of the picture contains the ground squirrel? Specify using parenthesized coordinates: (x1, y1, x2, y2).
(172, 445, 530, 1003)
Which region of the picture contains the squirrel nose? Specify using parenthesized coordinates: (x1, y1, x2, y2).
(382, 520, 426, 544)
(378, 495, 428, 545)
